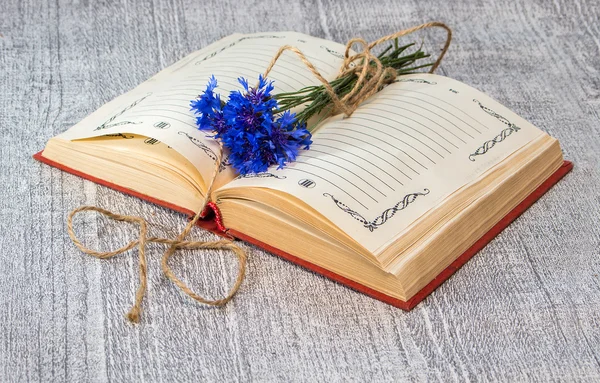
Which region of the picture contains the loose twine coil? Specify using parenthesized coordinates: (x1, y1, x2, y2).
(68, 143, 246, 323)
(67, 22, 451, 323)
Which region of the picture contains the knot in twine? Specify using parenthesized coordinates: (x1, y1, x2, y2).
(67, 143, 247, 323)
(67, 22, 451, 323)
(263, 21, 452, 118)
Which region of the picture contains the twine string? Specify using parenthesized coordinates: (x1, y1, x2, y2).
(263, 21, 452, 118)
(67, 143, 247, 323)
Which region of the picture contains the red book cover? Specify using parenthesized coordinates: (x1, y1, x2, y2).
(34, 151, 573, 310)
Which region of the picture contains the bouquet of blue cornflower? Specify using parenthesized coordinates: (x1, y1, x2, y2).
(191, 39, 431, 176)
(191, 75, 312, 175)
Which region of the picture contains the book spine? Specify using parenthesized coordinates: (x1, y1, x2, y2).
(198, 202, 233, 238)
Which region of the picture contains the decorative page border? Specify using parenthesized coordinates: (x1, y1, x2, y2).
(324, 189, 430, 232)
(178, 131, 229, 171)
(469, 99, 521, 161)
(95, 93, 152, 131)
(235, 172, 287, 180)
(195, 35, 285, 64)
(396, 78, 437, 85)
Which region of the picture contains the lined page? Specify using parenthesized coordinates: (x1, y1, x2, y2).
(220, 73, 546, 253)
(56, 32, 347, 185)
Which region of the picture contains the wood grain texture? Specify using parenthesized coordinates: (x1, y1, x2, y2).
(1, 0, 599, 381)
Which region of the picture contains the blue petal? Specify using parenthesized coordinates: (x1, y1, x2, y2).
(238, 77, 249, 91)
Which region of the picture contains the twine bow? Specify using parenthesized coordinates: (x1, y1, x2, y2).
(66, 22, 451, 323)
(263, 21, 452, 118)
(67, 143, 247, 323)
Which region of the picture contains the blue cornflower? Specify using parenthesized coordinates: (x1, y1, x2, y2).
(190, 75, 222, 131)
(190, 75, 312, 175)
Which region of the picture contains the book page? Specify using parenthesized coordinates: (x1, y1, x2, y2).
(55, 32, 347, 186)
(219, 73, 546, 253)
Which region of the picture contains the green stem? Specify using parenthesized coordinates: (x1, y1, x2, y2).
(273, 41, 431, 129)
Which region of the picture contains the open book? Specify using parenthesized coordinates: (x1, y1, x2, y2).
(35, 32, 571, 309)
